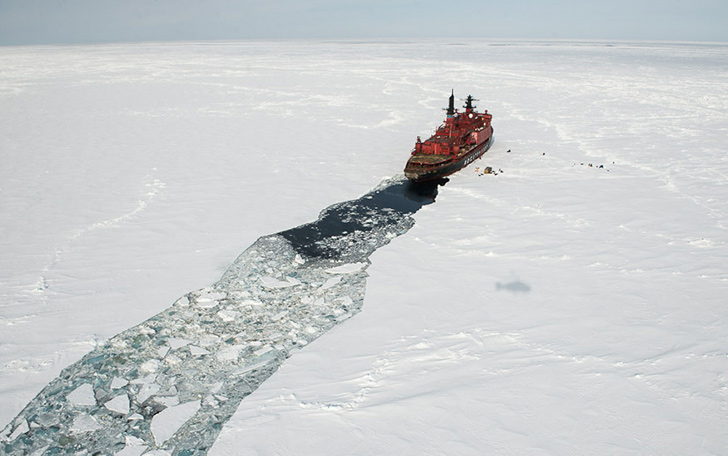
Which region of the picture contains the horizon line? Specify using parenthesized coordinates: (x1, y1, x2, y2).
(3, 37, 728, 48)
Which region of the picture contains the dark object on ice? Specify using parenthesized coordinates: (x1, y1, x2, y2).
(507, 149, 511, 153)
(404, 91, 493, 182)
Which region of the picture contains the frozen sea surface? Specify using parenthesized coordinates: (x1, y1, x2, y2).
(1, 177, 441, 454)
(2, 40, 728, 455)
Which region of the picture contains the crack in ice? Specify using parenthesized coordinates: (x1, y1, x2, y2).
(1, 175, 441, 456)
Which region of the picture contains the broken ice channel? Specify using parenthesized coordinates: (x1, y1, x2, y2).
(1, 175, 442, 456)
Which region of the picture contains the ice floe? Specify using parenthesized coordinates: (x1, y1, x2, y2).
(66, 383, 96, 406)
(105, 394, 131, 415)
(0, 177, 437, 455)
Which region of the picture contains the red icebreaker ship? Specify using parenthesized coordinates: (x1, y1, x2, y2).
(404, 91, 493, 182)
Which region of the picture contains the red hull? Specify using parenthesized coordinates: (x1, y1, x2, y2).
(404, 92, 493, 182)
(405, 134, 493, 182)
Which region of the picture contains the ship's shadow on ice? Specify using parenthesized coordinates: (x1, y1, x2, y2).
(1, 175, 444, 456)
(495, 280, 532, 293)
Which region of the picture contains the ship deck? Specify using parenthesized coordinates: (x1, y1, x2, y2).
(407, 154, 452, 165)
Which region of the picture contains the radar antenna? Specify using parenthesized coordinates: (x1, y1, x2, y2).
(463, 94, 479, 110)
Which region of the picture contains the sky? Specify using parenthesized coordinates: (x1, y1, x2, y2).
(0, 0, 727, 46)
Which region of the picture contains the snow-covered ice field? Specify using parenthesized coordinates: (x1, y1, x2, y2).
(2, 40, 728, 454)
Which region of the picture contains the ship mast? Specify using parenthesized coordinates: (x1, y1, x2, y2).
(464, 94, 478, 111)
(445, 89, 455, 117)
(443, 90, 456, 138)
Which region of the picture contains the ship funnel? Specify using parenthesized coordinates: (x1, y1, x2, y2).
(446, 90, 455, 117)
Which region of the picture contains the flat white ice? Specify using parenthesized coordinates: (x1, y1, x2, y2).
(325, 262, 367, 274)
(167, 338, 191, 350)
(115, 445, 147, 456)
(137, 384, 161, 403)
(7, 420, 28, 441)
(188, 345, 210, 356)
(66, 383, 96, 406)
(216, 309, 239, 322)
(111, 377, 129, 389)
(259, 276, 301, 288)
(2, 39, 727, 455)
(150, 400, 201, 446)
(318, 276, 341, 291)
(104, 394, 130, 415)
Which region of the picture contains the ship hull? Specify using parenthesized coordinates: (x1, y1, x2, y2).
(405, 133, 494, 182)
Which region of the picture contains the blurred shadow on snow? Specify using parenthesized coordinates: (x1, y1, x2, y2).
(495, 280, 532, 293)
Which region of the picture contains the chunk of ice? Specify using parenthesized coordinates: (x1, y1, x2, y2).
(319, 276, 342, 291)
(210, 381, 223, 394)
(137, 383, 161, 403)
(335, 296, 354, 306)
(216, 309, 239, 322)
(150, 400, 201, 445)
(164, 354, 181, 365)
(9, 419, 29, 441)
(105, 394, 130, 415)
(140, 359, 160, 373)
(217, 345, 244, 362)
(67, 383, 96, 406)
(260, 276, 301, 288)
(254, 345, 273, 357)
(71, 414, 101, 433)
(156, 395, 179, 407)
(189, 345, 210, 356)
(195, 298, 218, 309)
(168, 338, 191, 350)
(201, 290, 227, 301)
(2, 176, 426, 454)
(236, 357, 274, 375)
(124, 435, 145, 447)
(131, 374, 156, 385)
(115, 444, 147, 456)
(325, 262, 367, 274)
(111, 377, 129, 389)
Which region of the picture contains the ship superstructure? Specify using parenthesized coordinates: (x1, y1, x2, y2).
(404, 91, 493, 182)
